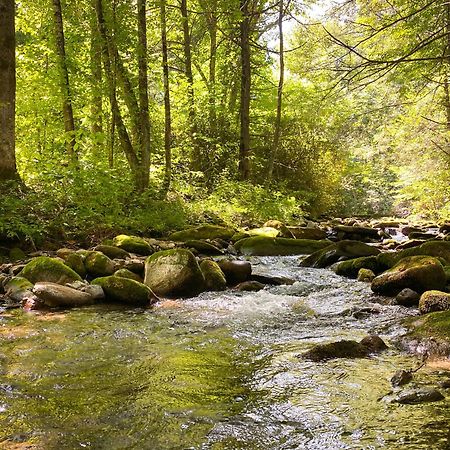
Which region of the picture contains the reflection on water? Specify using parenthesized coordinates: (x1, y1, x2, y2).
(0, 256, 449, 449)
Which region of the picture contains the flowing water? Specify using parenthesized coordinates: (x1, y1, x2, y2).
(0, 256, 449, 449)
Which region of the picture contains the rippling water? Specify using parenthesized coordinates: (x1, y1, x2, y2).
(0, 256, 449, 449)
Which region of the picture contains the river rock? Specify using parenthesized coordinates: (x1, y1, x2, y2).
(64, 252, 87, 278)
(95, 245, 131, 260)
(19, 256, 82, 285)
(334, 256, 380, 278)
(123, 259, 145, 274)
(85, 251, 116, 277)
(395, 288, 420, 307)
(247, 227, 283, 238)
(235, 236, 330, 256)
(302, 335, 387, 361)
(409, 232, 436, 240)
(333, 225, 380, 241)
(394, 388, 444, 404)
(114, 268, 143, 283)
(357, 268, 375, 282)
(217, 259, 252, 285)
(287, 227, 327, 240)
(263, 220, 295, 238)
(9, 247, 26, 262)
(93, 276, 156, 306)
(4, 276, 34, 303)
(200, 260, 227, 291)
(113, 235, 153, 256)
(371, 256, 446, 296)
(32, 282, 100, 307)
(185, 240, 223, 255)
(144, 249, 205, 297)
(169, 225, 235, 242)
(301, 240, 380, 269)
(391, 370, 413, 387)
(250, 274, 296, 286)
(236, 281, 265, 291)
(419, 290, 450, 314)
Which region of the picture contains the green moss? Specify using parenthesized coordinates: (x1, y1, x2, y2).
(246, 227, 280, 238)
(234, 236, 331, 256)
(65, 252, 87, 278)
(114, 268, 143, 283)
(9, 247, 26, 262)
(200, 260, 227, 291)
(113, 235, 153, 256)
(405, 311, 450, 342)
(85, 251, 116, 277)
(92, 276, 154, 306)
(185, 240, 223, 255)
(168, 225, 235, 242)
(19, 256, 82, 285)
(95, 245, 131, 260)
(334, 256, 380, 278)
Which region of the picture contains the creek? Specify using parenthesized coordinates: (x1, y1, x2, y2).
(0, 256, 449, 449)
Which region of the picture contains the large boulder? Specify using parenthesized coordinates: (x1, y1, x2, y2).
(419, 290, 450, 314)
(301, 240, 380, 269)
(200, 260, 227, 291)
(247, 227, 282, 238)
(19, 256, 82, 285)
(93, 276, 156, 306)
(287, 227, 327, 240)
(64, 252, 87, 278)
(32, 282, 103, 308)
(85, 251, 116, 277)
(144, 249, 205, 297)
(371, 256, 446, 296)
(234, 236, 330, 256)
(169, 225, 235, 242)
(217, 259, 252, 285)
(334, 256, 380, 278)
(113, 235, 153, 256)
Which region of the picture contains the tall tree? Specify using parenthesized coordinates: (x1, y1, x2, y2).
(0, 0, 19, 182)
(52, 0, 77, 161)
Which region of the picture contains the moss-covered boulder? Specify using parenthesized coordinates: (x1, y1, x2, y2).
(9, 247, 26, 262)
(144, 249, 205, 297)
(419, 290, 450, 314)
(113, 235, 153, 256)
(287, 227, 327, 240)
(247, 227, 282, 238)
(333, 225, 380, 240)
(32, 282, 100, 308)
(357, 268, 375, 282)
(263, 220, 295, 238)
(94, 245, 131, 260)
(235, 236, 330, 256)
(169, 225, 235, 242)
(4, 276, 34, 302)
(371, 256, 446, 296)
(85, 251, 116, 277)
(19, 256, 82, 285)
(334, 256, 380, 278)
(217, 259, 252, 285)
(185, 240, 223, 255)
(93, 276, 156, 306)
(114, 268, 143, 283)
(301, 240, 380, 269)
(200, 260, 226, 291)
(64, 252, 86, 278)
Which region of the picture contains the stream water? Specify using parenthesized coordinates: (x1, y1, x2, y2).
(0, 256, 449, 449)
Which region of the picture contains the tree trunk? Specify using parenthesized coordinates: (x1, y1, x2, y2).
(137, 0, 151, 191)
(90, 9, 103, 137)
(161, 0, 172, 194)
(0, 0, 19, 182)
(238, 0, 251, 180)
(52, 0, 76, 162)
(267, 0, 284, 180)
(207, 0, 217, 134)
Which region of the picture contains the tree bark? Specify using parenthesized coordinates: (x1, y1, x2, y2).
(267, 0, 284, 180)
(137, 0, 151, 191)
(161, 0, 172, 194)
(239, 0, 251, 180)
(206, 0, 217, 134)
(52, 0, 76, 162)
(0, 0, 19, 182)
(90, 9, 103, 137)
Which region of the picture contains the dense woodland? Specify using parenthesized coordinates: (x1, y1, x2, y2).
(0, 0, 449, 242)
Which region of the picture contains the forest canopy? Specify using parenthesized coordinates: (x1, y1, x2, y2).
(0, 0, 449, 242)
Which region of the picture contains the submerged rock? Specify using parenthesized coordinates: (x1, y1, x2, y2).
(19, 256, 82, 285)
(235, 236, 330, 256)
(144, 249, 205, 297)
(394, 388, 444, 404)
(419, 290, 450, 314)
(371, 256, 446, 296)
(113, 235, 153, 256)
(200, 260, 227, 291)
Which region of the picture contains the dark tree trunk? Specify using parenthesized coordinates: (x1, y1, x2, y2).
(268, 0, 284, 180)
(239, 0, 251, 180)
(52, 0, 76, 162)
(207, 0, 217, 134)
(0, 0, 19, 182)
(161, 0, 172, 194)
(90, 9, 103, 137)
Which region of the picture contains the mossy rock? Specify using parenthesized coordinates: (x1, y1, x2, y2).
(334, 256, 380, 278)
(92, 276, 156, 306)
(263, 220, 295, 238)
(231, 231, 250, 243)
(443, 266, 450, 283)
(169, 225, 235, 242)
(287, 227, 327, 240)
(19, 256, 82, 285)
(9, 247, 26, 262)
(64, 252, 86, 278)
(301, 240, 380, 268)
(357, 268, 375, 282)
(234, 236, 331, 256)
(144, 249, 205, 297)
(95, 245, 131, 260)
(85, 251, 116, 277)
(114, 268, 143, 283)
(371, 256, 446, 297)
(419, 290, 450, 314)
(333, 225, 380, 239)
(4, 276, 34, 302)
(200, 260, 227, 291)
(184, 240, 223, 255)
(247, 227, 281, 238)
(113, 235, 153, 256)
